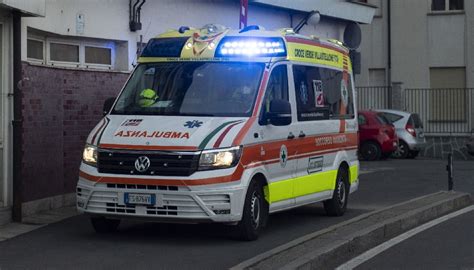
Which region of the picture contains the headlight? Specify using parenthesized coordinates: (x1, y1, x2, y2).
(198, 146, 242, 171)
(82, 144, 98, 166)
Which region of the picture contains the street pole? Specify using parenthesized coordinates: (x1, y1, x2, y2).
(446, 153, 453, 191)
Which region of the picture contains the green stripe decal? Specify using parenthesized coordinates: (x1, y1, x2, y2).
(198, 121, 239, 150)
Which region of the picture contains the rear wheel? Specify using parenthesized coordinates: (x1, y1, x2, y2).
(90, 217, 120, 233)
(360, 142, 381, 161)
(392, 141, 409, 159)
(235, 180, 268, 241)
(324, 167, 349, 216)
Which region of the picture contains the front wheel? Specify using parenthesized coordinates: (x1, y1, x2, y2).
(235, 180, 268, 241)
(324, 168, 349, 216)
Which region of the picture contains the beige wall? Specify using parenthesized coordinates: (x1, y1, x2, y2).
(358, 0, 473, 89)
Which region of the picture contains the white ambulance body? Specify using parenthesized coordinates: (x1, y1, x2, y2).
(77, 24, 359, 240)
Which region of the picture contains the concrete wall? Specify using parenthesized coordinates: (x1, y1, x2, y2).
(357, 0, 388, 86)
(20, 63, 129, 202)
(358, 0, 473, 89)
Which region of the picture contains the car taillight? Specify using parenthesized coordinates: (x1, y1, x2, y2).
(406, 124, 416, 137)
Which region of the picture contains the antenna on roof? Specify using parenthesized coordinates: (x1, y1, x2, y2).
(294, 10, 320, 33)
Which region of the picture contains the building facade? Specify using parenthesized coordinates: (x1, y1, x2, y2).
(357, 0, 474, 159)
(0, 0, 375, 222)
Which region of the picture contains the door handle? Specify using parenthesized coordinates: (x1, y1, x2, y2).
(298, 131, 306, 138)
(287, 132, 295, 139)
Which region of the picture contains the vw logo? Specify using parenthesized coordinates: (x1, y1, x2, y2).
(134, 156, 151, 173)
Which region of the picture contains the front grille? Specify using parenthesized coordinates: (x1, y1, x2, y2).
(86, 190, 208, 218)
(98, 149, 199, 176)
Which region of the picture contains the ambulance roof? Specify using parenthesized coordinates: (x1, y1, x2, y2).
(138, 24, 351, 71)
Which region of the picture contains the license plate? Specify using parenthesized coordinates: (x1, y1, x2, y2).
(124, 193, 156, 206)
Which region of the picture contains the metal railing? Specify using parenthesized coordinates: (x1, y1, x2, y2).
(404, 88, 474, 135)
(356, 86, 392, 110)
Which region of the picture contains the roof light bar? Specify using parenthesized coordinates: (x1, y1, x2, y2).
(215, 37, 286, 57)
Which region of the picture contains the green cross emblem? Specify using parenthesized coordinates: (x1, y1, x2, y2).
(281, 151, 287, 163)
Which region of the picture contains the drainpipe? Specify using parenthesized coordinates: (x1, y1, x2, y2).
(387, 0, 392, 86)
(12, 11, 23, 222)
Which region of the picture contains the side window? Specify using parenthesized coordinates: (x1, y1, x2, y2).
(383, 112, 403, 123)
(358, 114, 366, 125)
(292, 65, 354, 121)
(260, 65, 289, 121)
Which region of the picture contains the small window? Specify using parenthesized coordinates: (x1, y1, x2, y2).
(449, 0, 463, 10)
(432, 0, 446, 10)
(27, 39, 44, 60)
(382, 112, 403, 123)
(50, 42, 79, 63)
(85, 46, 112, 65)
(431, 0, 463, 11)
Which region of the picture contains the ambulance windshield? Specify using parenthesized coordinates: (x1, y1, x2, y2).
(112, 62, 264, 117)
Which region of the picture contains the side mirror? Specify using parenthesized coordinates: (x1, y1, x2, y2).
(266, 99, 292, 126)
(103, 97, 115, 116)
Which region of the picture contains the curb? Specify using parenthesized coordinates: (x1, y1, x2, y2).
(231, 191, 472, 270)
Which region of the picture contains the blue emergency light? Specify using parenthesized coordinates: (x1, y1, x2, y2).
(215, 37, 287, 57)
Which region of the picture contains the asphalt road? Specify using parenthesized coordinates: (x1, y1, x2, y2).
(356, 209, 474, 270)
(0, 159, 473, 269)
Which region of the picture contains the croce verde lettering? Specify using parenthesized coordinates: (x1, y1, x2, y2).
(293, 49, 339, 63)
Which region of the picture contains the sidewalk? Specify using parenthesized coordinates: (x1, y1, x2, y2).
(0, 206, 78, 242)
(231, 191, 472, 270)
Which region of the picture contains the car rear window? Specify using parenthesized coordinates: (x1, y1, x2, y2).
(409, 114, 423, 128)
(382, 112, 403, 124)
(376, 113, 390, 125)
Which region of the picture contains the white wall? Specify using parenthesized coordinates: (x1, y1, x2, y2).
(0, 0, 45, 16)
(358, 0, 472, 89)
(21, 0, 348, 71)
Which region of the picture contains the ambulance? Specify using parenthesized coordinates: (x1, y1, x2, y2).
(77, 24, 359, 240)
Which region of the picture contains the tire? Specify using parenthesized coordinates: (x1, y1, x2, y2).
(324, 167, 349, 216)
(407, 150, 419, 159)
(90, 217, 120, 233)
(235, 180, 268, 241)
(392, 141, 409, 159)
(360, 142, 382, 161)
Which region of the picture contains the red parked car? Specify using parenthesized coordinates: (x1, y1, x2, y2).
(358, 110, 398, 161)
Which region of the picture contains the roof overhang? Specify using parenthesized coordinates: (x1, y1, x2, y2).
(249, 0, 376, 24)
(0, 0, 45, 17)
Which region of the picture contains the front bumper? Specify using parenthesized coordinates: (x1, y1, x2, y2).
(76, 178, 246, 223)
